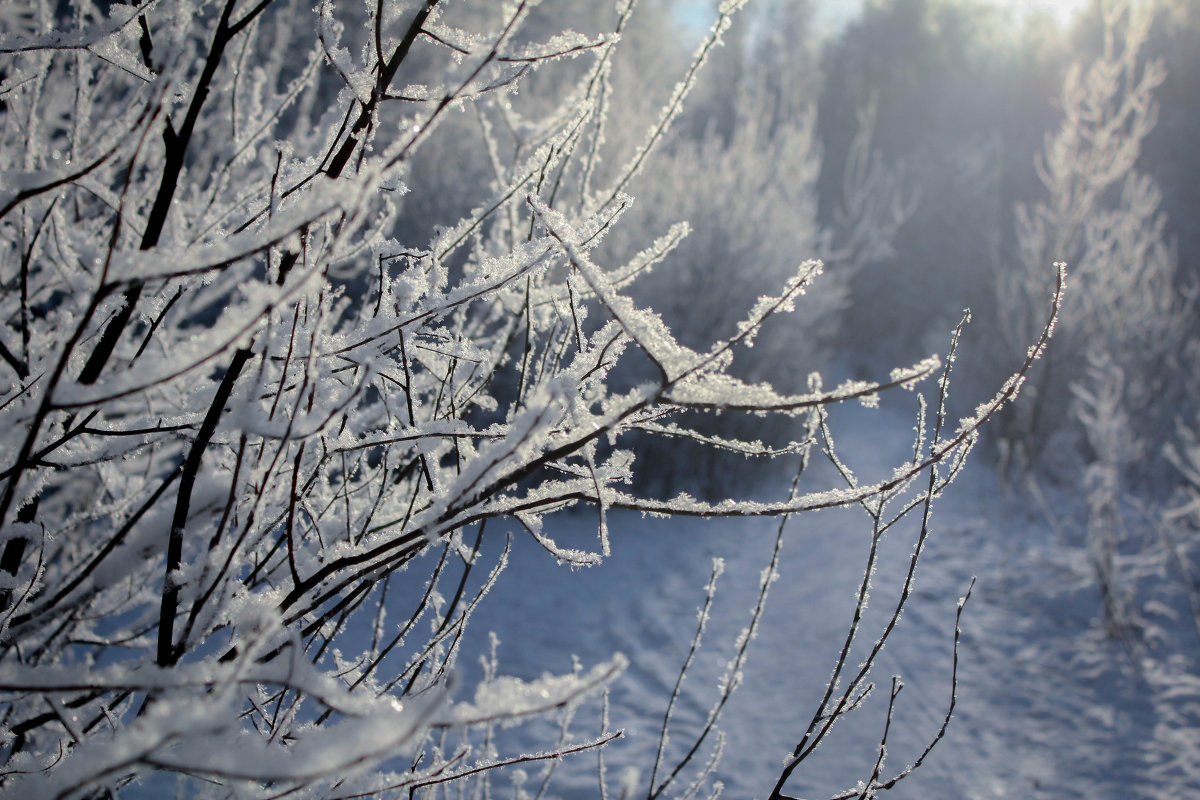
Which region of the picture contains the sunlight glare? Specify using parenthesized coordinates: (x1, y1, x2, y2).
(1002, 0, 1092, 28)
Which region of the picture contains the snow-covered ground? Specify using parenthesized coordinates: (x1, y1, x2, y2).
(457, 398, 1200, 799)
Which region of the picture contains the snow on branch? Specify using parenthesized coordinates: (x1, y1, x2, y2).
(0, 1, 1061, 798)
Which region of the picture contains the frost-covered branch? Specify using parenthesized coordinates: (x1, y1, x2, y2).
(0, 2, 1057, 798)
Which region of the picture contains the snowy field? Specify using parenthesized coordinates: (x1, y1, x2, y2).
(456, 397, 1197, 800)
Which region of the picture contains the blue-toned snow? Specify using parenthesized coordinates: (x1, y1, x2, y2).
(452, 398, 1184, 800)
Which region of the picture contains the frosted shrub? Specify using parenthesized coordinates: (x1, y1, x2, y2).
(998, 0, 1190, 471)
(606, 85, 913, 492)
(0, 1, 1058, 798)
(994, 0, 1193, 643)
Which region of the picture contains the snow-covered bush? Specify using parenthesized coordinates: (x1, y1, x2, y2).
(997, 0, 1190, 473)
(988, 0, 1193, 647)
(602, 80, 846, 494)
(600, 10, 914, 493)
(0, 1, 1059, 797)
